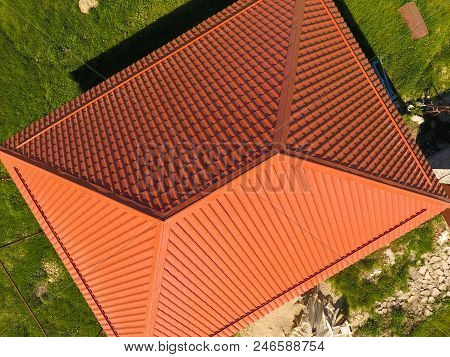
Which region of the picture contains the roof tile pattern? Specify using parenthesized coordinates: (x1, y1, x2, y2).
(287, 0, 444, 198)
(7, 0, 295, 213)
(2, 0, 447, 218)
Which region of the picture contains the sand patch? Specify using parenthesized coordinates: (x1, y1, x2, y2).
(43, 260, 62, 283)
(79, 0, 98, 14)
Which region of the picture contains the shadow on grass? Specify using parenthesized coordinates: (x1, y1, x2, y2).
(414, 90, 450, 157)
(71, 0, 234, 91)
(334, 0, 406, 112)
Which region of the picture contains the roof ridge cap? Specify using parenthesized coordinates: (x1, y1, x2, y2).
(272, 0, 306, 151)
(12, 0, 266, 150)
(317, 0, 434, 189)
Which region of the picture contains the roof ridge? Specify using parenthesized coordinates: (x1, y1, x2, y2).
(318, 0, 433, 189)
(13, 0, 265, 150)
(272, 0, 306, 151)
(284, 148, 450, 205)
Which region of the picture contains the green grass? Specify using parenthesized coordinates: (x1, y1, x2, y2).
(410, 298, 450, 336)
(356, 298, 450, 337)
(329, 216, 444, 311)
(0, 180, 40, 246)
(340, 0, 450, 99)
(0, 266, 43, 336)
(0, 234, 101, 336)
(0, 0, 230, 142)
(356, 306, 409, 337)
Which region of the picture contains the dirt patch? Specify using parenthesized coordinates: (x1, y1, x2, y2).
(399, 2, 428, 39)
(240, 297, 304, 337)
(43, 260, 62, 283)
(240, 282, 350, 337)
(79, 0, 98, 14)
(35, 283, 48, 300)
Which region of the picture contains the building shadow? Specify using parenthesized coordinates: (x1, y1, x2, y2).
(71, 0, 234, 91)
(72, 0, 407, 112)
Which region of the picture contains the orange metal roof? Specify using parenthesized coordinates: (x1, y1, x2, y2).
(1, 0, 449, 337)
(1, 151, 447, 336)
(1, 0, 447, 220)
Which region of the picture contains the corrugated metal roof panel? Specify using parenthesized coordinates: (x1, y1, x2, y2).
(150, 154, 447, 336)
(0, 151, 163, 337)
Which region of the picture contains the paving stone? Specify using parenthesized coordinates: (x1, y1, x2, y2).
(430, 256, 442, 264)
(431, 288, 440, 297)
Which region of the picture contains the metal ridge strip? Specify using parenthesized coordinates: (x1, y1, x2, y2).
(13, 167, 119, 337)
(273, 0, 307, 150)
(211, 207, 427, 336)
(318, 0, 433, 188)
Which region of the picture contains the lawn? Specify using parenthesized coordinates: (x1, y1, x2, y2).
(0, 0, 449, 336)
(410, 298, 450, 336)
(329, 215, 448, 336)
(329, 216, 444, 311)
(0, 234, 101, 336)
(336, 0, 450, 100)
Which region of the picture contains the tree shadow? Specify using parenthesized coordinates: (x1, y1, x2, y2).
(71, 0, 234, 91)
(415, 90, 450, 158)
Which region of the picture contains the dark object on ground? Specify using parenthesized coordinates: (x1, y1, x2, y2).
(289, 288, 351, 337)
(399, 2, 428, 39)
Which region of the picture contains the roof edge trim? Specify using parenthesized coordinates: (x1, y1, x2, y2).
(13, 0, 265, 150)
(12, 166, 119, 336)
(284, 148, 450, 205)
(0, 146, 167, 220)
(211, 207, 428, 336)
(1, 146, 280, 220)
(318, 0, 433, 188)
(273, 0, 306, 151)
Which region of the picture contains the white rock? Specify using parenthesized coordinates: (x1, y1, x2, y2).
(436, 269, 444, 276)
(428, 296, 435, 304)
(438, 231, 449, 245)
(411, 115, 425, 125)
(431, 288, 440, 298)
(419, 266, 427, 275)
(441, 260, 449, 271)
(430, 256, 442, 264)
(79, 0, 98, 14)
(424, 271, 432, 280)
(439, 283, 446, 291)
(424, 309, 433, 317)
(432, 263, 441, 270)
